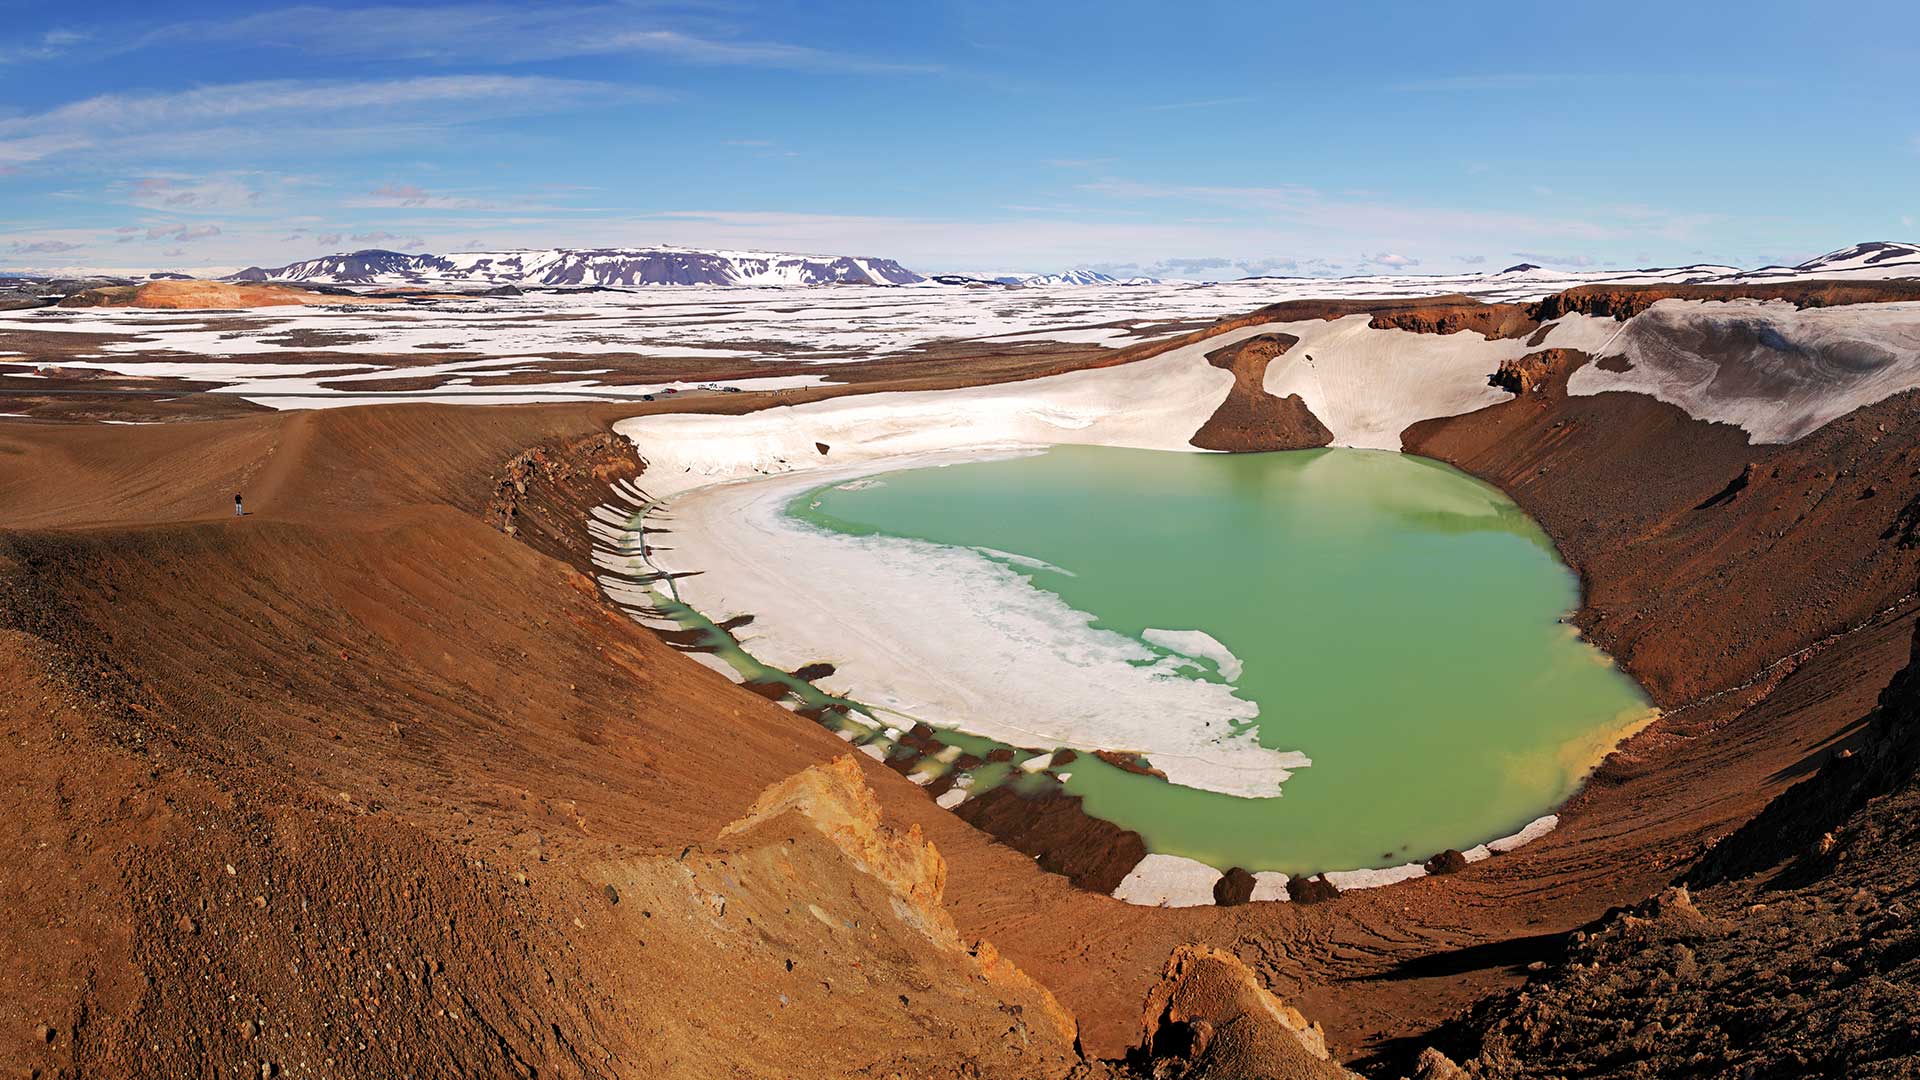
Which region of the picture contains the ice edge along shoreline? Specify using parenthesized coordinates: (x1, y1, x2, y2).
(586, 450, 1615, 909)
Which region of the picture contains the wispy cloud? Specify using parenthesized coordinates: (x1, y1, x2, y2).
(9, 238, 87, 254)
(140, 6, 934, 73)
(120, 175, 263, 212)
(351, 182, 497, 211)
(1360, 252, 1419, 268)
(0, 29, 86, 65)
(0, 134, 94, 166)
(149, 223, 223, 242)
(1511, 250, 1596, 267)
(6, 76, 630, 134)
(604, 29, 933, 73)
(0, 77, 645, 174)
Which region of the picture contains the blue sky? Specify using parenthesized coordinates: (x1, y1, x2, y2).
(2, 0, 1915, 277)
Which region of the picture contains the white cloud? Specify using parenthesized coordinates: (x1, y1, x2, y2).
(1361, 252, 1419, 268)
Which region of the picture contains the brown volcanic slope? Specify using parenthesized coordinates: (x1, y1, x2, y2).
(56, 280, 397, 308)
(2, 282, 1919, 1077)
(0, 407, 1096, 1078)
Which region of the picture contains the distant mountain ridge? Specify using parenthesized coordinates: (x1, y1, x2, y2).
(228, 247, 925, 288)
(220, 240, 1920, 291)
(1728, 241, 1920, 283)
(1004, 268, 1161, 287)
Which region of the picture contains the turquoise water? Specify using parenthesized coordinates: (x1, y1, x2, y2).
(782, 445, 1651, 875)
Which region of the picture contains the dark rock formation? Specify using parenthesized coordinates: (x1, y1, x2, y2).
(953, 785, 1148, 893)
(1213, 867, 1257, 906)
(1189, 332, 1334, 452)
(1287, 875, 1339, 905)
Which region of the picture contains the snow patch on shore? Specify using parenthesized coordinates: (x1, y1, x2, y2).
(647, 457, 1308, 798)
(1112, 854, 1222, 907)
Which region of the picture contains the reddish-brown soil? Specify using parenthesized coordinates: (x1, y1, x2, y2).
(4, 279, 1919, 1077)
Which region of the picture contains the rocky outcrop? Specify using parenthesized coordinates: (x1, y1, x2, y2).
(1213, 867, 1257, 906)
(1488, 348, 1586, 395)
(1189, 332, 1335, 451)
(721, 756, 1080, 1046)
(1287, 875, 1340, 904)
(1244, 295, 1539, 340)
(486, 432, 643, 575)
(1129, 945, 1355, 1079)
(1525, 279, 1920, 322)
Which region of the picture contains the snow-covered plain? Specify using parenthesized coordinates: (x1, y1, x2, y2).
(4, 243, 1912, 410)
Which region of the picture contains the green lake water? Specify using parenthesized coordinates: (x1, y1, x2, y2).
(783, 445, 1651, 875)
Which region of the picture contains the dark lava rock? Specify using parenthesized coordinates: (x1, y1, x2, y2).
(1286, 874, 1340, 905)
(1213, 867, 1257, 906)
(1425, 849, 1470, 875)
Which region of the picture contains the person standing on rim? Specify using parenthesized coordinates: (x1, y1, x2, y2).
(234, 492, 243, 517)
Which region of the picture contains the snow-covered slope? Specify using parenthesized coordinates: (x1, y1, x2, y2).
(1724, 242, 1920, 284)
(230, 247, 925, 288)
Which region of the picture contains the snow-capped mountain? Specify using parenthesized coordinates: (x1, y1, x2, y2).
(218, 240, 1920, 295)
(961, 268, 1162, 287)
(1726, 241, 1920, 283)
(1482, 260, 1742, 284)
(229, 247, 925, 288)
(1014, 269, 1131, 287)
